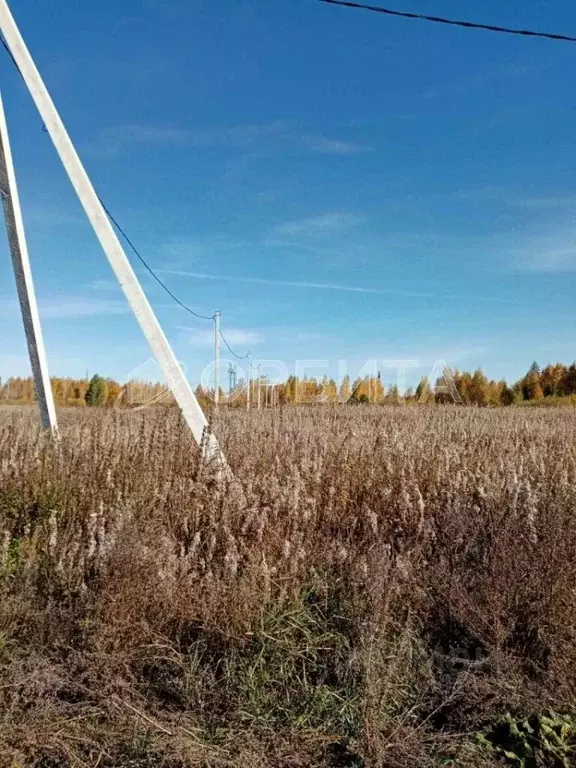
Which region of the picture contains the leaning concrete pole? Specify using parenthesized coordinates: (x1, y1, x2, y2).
(0, 0, 223, 461)
(0, 91, 58, 435)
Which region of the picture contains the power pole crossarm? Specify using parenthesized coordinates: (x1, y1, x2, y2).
(0, 91, 58, 435)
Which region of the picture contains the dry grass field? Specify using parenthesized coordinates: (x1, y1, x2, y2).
(0, 405, 576, 767)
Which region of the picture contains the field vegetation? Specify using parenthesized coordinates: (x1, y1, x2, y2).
(0, 405, 575, 767)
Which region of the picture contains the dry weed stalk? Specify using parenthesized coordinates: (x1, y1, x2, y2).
(0, 405, 574, 766)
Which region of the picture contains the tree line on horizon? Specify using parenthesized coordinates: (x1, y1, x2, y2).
(0, 361, 575, 408)
(0, 376, 167, 408)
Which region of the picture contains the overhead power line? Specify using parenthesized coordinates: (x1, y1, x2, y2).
(98, 202, 254, 363)
(219, 328, 250, 361)
(1, 33, 19, 72)
(318, 0, 576, 43)
(1, 34, 216, 323)
(97, 199, 215, 321)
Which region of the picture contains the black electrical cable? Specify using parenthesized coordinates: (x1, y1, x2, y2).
(318, 0, 576, 43)
(0, 34, 215, 322)
(98, 197, 215, 322)
(218, 328, 250, 360)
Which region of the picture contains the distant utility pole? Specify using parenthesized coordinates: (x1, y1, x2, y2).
(0, 91, 58, 435)
(257, 365, 262, 410)
(0, 0, 225, 464)
(246, 353, 252, 411)
(227, 363, 237, 395)
(214, 311, 221, 409)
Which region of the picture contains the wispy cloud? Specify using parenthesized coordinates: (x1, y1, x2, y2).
(90, 120, 372, 158)
(422, 62, 543, 100)
(452, 187, 576, 211)
(504, 226, 576, 273)
(89, 279, 123, 293)
(142, 0, 184, 9)
(275, 212, 366, 238)
(262, 237, 344, 256)
(199, 122, 288, 147)
(91, 124, 192, 156)
(515, 245, 576, 273)
(181, 326, 264, 349)
(24, 203, 81, 228)
(160, 270, 437, 299)
(90, 121, 288, 156)
(39, 296, 130, 320)
(513, 196, 576, 210)
(159, 270, 514, 304)
(159, 234, 248, 266)
(0, 296, 130, 320)
(302, 135, 372, 155)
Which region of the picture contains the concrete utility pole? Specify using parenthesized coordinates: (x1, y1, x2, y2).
(0, 91, 58, 435)
(227, 363, 236, 395)
(256, 365, 262, 410)
(214, 311, 221, 409)
(0, 0, 224, 462)
(246, 353, 252, 411)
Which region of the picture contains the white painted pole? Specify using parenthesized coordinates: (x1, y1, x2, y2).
(214, 311, 220, 410)
(0, 0, 223, 460)
(0, 91, 58, 435)
(246, 353, 251, 412)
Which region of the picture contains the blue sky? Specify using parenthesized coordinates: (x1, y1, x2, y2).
(1, 0, 575, 388)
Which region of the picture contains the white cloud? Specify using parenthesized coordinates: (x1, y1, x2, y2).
(181, 326, 264, 349)
(92, 123, 192, 155)
(509, 229, 576, 273)
(275, 212, 366, 237)
(262, 237, 344, 256)
(159, 270, 512, 304)
(421, 62, 542, 100)
(89, 279, 123, 293)
(513, 196, 576, 210)
(160, 270, 437, 299)
(40, 296, 130, 319)
(24, 203, 81, 228)
(160, 234, 247, 263)
(0, 296, 130, 320)
(453, 187, 576, 211)
(90, 121, 288, 156)
(302, 135, 372, 155)
(516, 247, 576, 273)
(91, 120, 372, 159)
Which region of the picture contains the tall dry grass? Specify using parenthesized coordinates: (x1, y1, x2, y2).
(0, 405, 575, 767)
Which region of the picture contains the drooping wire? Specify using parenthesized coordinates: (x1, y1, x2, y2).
(218, 328, 250, 360)
(317, 0, 576, 43)
(97, 197, 216, 321)
(0, 35, 48, 131)
(1, 35, 255, 363)
(0, 32, 216, 322)
(0, 35, 21, 75)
